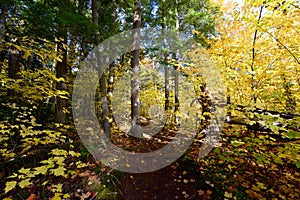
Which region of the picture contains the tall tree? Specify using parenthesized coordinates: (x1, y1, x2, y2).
(130, 1, 142, 137)
(250, 3, 265, 105)
(161, 0, 170, 112)
(92, 0, 110, 137)
(55, 0, 69, 123)
(6, 2, 21, 96)
(0, 1, 7, 40)
(173, 0, 180, 125)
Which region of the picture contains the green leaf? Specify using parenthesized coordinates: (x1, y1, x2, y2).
(286, 131, 300, 139)
(257, 182, 267, 190)
(231, 140, 245, 147)
(5, 181, 17, 194)
(296, 161, 300, 169)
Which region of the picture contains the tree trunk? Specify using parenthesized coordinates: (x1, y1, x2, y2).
(0, 3, 7, 70)
(8, 45, 20, 80)
(107, 0, 117, 128)
(162, 0, 170, 112)
(55, 4, 68, 124)
(55, 36, 68, 123)
(92, 0, 98, 25)
(174, 0, 180, 125)
(130, 1, 142, 137)
(0, 3, 7, 40)
(251, 4, 264, 105)
(92, 0, 110, 137)
(2, 3, 20, 96)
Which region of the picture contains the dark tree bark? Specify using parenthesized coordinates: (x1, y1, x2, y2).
(92, 0, 98, 25)
(92, 0, 110, 137)
(174, 0, 180, 125)
(1, 2, 19, 90)
(130, 1, 142, 137)
(55, 36, 68, 123)
(55, 3, 68, 124)
(8, 45, 20, 79)
(162, 0, 170, 112)
(7, 42, 21, 97)
(0, 3, 7, 66)
(0, 2, 7, 40)
(1, 3, 21, 97)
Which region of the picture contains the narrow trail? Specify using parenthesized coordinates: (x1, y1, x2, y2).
(120, 160, 198, 200)
(112, 127, 215, 200)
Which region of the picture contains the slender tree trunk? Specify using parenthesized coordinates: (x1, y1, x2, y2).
(0, 3, 7, 40)
(130, 1, 142, 137)
(92, 0, 98, 25)
(92, 0, 110, 137)
(2, 2, 20, 97)
(251, 4, 264, 105)
(55, 3, 68, 124)
(8, 45, 20, 79)
(162, 0, 170, 112)
(107, 0, 117, 126)
(55, 34, 68, 123)
(174, 0, 180, 125)
(0, 3, 7, 70)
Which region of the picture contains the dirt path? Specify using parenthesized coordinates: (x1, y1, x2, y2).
(120, 161, 194, 200)
(119, 158, 214, 200)
(113, 127, 215, 200)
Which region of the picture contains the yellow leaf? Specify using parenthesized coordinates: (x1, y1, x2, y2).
(51, 166, 66, 177)
(19, 167, 31, 175)
(19, 179, 32, 188)
(22, 51, 31, 59)
(52, 193, 62, 200)
(5, 181, 17, 194)
(35, 165, 48, 175)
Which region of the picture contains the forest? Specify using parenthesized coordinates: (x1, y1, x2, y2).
(0, 0, 299, 199)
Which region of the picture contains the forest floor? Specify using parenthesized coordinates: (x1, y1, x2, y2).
(119, 158, 214, 200)
(73, 126, 217, 200)
(74, 122, 300, 200)
(5, 123, 299, 200)
(110, 127, 216, 200)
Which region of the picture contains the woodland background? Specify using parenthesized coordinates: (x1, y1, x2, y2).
(0, 0, 299, 199)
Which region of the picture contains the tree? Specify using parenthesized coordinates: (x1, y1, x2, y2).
(173, 0, 180, 125)
(92, 0, 110, 137)
(208, 0, 300, 112)
(54, 0, 69, 124)
(0, 1, 7, 43)
(130, 1, 142, 137)
(161, 0, 170, 112)
(154, 0, 217, 125)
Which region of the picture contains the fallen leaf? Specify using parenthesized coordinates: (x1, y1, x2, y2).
(198, 190, 205, 196)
